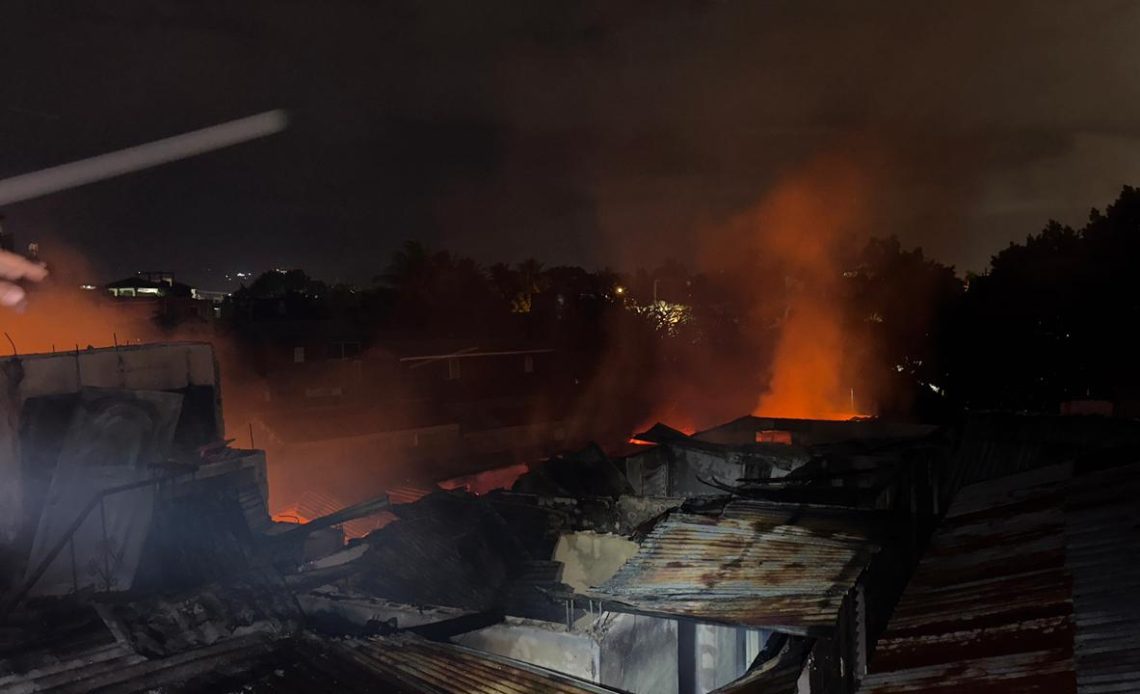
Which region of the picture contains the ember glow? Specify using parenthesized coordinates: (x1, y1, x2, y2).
(271, 510, 310, 525)
(755, 430, 793, 445)
(0, 247, 157, 354)
(629, 411, 698, 443)
(438, 463, 530, 495)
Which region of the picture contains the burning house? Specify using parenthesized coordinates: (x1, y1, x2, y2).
(2, 341, 1140, 693)
(242, 339, 579, 519)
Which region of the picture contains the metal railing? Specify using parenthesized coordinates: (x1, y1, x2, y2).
(1, 473, 181, 619)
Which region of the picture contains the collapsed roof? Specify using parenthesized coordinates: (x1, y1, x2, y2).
(5, 345, 1140, 694)
(586, 500, 884, 635)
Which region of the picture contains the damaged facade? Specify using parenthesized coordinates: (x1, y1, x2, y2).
(3, 343, 1140, 693)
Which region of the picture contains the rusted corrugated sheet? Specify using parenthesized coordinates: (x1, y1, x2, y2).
(387, 485, 433, 505)
(860, 464, 1077, 693)
(712, 634, 812, 694)
(276, 489, 389, 539)
(339, 634, 622, 693)
(1065, 461, 1140, 694)
(588, 501, 881, 634)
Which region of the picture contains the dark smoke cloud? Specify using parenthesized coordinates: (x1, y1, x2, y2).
(2, 1, 1139, 280)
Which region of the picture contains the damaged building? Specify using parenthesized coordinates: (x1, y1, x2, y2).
(3, 343, 1140, 692)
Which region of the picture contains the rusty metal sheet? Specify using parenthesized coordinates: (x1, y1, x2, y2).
(711, 634, 812, 694)
(341, 634, 622, 693)
(1065, 461, 1140, 694)
(588, 501, 881, 634)
(863, 457, 1140, 694)
(860, 464, 1077, 693)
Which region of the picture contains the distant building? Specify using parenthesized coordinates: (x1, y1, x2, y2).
(104, 272, 216, 322)
(105, 271, 192, 298)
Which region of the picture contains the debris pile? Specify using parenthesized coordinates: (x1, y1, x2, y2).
(4, 344, 1140, 692)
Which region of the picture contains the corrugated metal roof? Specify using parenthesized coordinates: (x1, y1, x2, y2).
(387, 485, 433, 505)
(1065, 461, 1140, 694)
(47, 634, 279, 694)
(339, 634, 622, 693)
(0, 605, 142, 692)
(6, 630, 621, 693)
(587, 501, 881, 634)
(861, 457, 1140, 694)
(861, 464, 1077, 693)
(275, 489, 389, 539)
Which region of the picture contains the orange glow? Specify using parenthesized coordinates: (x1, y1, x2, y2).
(755, 430, 793, 445)
(271, 507, 395, 539)
(626, 414, 697, 447)
(754, 290, 866, 420)
(631, 408, 698, 438)
(734, 154, 873, 421)
(438, 463, 529, 495)
(2, 247, 158, 355)
(386, 486, 432, 505)
(271, 510, 310, 524)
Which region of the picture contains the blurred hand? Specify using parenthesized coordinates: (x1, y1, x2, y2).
(0, 250, 48, 309)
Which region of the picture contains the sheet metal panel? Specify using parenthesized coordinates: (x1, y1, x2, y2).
(860, 464, 1077, 693)
(1066, 462, 1140, 694)
(342, 634, 622, 693)
(590, 501, 880, 634)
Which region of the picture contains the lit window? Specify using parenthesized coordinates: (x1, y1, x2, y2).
(755, 430, 793, 445)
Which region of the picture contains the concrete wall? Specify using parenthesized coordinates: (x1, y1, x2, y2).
(597, 612, 679, 694)
(553, 531, 639, 593)
(695, 624, 757, 692)
(455, 613, 681, 694)
(0, 343, 220, 542)
(452, 619, 600, 682)
(453, 611, 765, 694)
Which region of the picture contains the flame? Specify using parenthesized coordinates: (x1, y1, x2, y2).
(741, 154, 873, 420)
(753, 291, 865, 420)
(271, 510, 310, 524)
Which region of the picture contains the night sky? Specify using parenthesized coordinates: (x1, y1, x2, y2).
(3, 1, 1139, 288)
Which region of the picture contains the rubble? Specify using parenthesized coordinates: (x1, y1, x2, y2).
(4, 344, 1140, 692)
